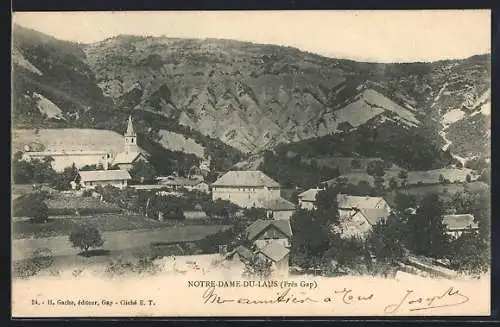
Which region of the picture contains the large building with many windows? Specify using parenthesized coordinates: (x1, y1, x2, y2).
(211, 170, 281, 208)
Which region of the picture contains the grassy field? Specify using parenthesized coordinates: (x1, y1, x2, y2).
(301, 156, 401, 175)
(12, 223, 231, 274)
(13, 193, 123, 217)
(13, 212, 231, 240)
(12, 128, 126, 153)
(327, 167, 477, 187)
(45, 195, 122, 215)
(386, 181, 489, 204)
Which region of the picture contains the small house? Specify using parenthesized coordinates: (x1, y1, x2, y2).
(183, 210, 209, 220)
(254, 241, 291, 274)
(77, 169, 132, 189)
(258, 197, 296, 220)
(297, 187, 323, 210)
(335, 194, 392, 239)
(442, 214, 479, 239)
(246, 219, 293, 249)
(158, 176, 210, 194)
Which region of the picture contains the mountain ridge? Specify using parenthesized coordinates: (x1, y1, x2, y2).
(12, 25, 491, 170)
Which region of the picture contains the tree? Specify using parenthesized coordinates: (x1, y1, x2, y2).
(130, 160, 157, 184)
(398, 170, 409, 188)
(450, 191, 476, 214)
(290, 209, 332, 267)
(383, 160, 393, 169)
(478, 169, 490, 184)
(373, 176, 385, 193)
(394, 192, 417, 212)
(439, 174, 448, 184)
(447, 230, 489, 275)
(22, 195, 49, 223)
(407, 194, 449, 258)
(350, 159, 362, 169)
(242, 256, 273, 279)
(366, 215, 406, 264)
(389, 177, 399, 190)
(52, 163, 79, 190)
(80, 164, 103, 171)
(356, 180, 373, 195)
(367, 160, 385, 178)
(69, 226, 105, 254)
(198, 227, 240, 253)
(245, 207, 267, 221)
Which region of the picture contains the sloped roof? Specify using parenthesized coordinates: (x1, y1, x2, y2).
(257, 241, 290, 262)
(78, 169, 131, 181)
(442, 214, 478, 231)
(160, 176, 206, 187)
(227, 245, 254, 261)
(113, 151, 143, 165)
(359, 208, 390, 226)
(298, 188, 322, 202)
(212, 170, 280, 187)
(258, 197, 296, 211)
(125, 116, 136, 136)
(246, 219, 293, 241)
(183, 210, 208, 219)
(337, 194, 386, 210)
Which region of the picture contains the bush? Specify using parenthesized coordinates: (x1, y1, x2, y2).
(105, 254, 161, 277)
(69, 226, 104, 254)
(13, 248, 53, 279)
(242, 256, 273, 279)
(19, 195, 49, 223)
(447, 231, 489, 275)
(366, 215, 406, 264)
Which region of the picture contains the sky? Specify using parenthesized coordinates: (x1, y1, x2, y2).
(12, 10, 491, 63)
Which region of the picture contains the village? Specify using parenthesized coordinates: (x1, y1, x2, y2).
(12, 116, 489, 280)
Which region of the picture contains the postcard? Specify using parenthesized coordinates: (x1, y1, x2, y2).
(11, 10, 491, 317)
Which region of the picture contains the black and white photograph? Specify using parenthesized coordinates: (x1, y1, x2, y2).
(11, 10, 491, 317)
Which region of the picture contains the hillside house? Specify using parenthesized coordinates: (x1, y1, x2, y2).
(77, 170, 132, 189)
(224, 219, 293, 277)
(335, 194, 392, 239)
(113, 116, 149, 171)
(297, 187, 324, 210)
(254, 241, 291, 274)
(258, 197, 296, 220)
(225, 245, 254, 271)
(442, 214, 479, 239)
(211, 170, 282, 208)
(246, 219, 293, 250)
(158, 176, 210, 193)
(183, 210, 209, 220)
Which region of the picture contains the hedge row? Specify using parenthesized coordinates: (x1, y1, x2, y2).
(48, 207, 122, 216)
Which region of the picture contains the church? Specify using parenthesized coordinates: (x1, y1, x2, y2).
(20, 116, 149, 172)
(112, 116, 149, 171)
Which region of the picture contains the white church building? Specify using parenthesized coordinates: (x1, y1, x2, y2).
(20, 116, 148, 172)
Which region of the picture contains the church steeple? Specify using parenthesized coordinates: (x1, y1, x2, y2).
(124, 115, 138, 153)
(125, 115, 136, 137)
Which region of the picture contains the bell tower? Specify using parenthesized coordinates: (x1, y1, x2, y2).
(124, 115, 138, 153)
